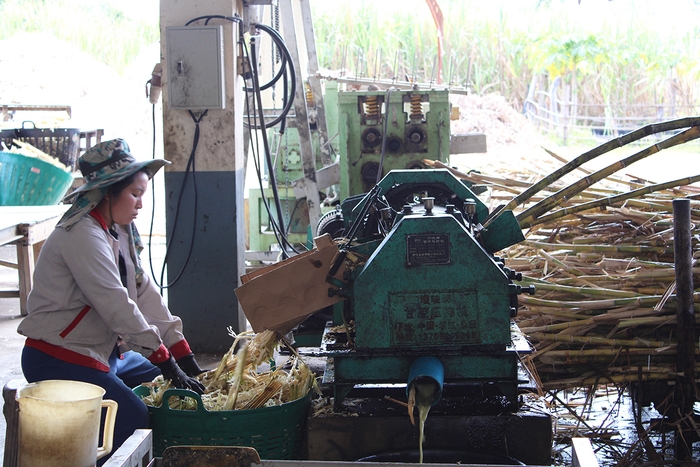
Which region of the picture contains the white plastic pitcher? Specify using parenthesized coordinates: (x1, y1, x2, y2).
(17, 379, 118, 467)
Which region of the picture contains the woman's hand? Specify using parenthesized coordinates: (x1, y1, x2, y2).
(156, 356, 205, 394)
(177, 353, 207, 377)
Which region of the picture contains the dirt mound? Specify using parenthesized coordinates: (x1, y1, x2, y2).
(450, 92, 541, 149)
(448, 93, 553, 181)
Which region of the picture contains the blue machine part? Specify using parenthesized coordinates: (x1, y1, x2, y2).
(407, 356, 445, 407)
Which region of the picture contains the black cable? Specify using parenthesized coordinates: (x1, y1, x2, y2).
(180, 13, 301, 257)
(248, 37, 296, 258)
(243, 23, 296, 129)
(242, 36, 302, 256)
(248, 45, 287, 92)
(148, 100, 160, 284)
(245, 83, 287, 251)
(156, 110, 207, 289)
(185, 14, 241, 26)
(242, 39, 297, 254)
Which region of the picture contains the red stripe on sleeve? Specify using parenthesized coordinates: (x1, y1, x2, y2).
(59, 305, 91, 338)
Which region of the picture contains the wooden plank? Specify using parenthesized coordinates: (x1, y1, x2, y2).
(16, 241, 34, 316)
(0, 206, 67, 316)
(21, 218, 60, 246)
(103, 430, 153, 467)
(0, 259, 18, 269)
(572, 437, 599, 467)
(450, 133, 487, 154)
(0, 229, 22, 248)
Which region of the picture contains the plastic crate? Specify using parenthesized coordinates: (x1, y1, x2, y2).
(133, 387, 311, 459)
(0, 151, 73, 205)
(0, 122, 80, 170)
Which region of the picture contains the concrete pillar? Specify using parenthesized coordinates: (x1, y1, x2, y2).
(160, 0, 247, 352)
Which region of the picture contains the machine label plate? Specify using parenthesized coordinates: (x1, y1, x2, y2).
(389, 290, 479, 346)
(406, 233, 450, 266)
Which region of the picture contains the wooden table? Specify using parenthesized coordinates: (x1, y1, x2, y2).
(0, 205, 69, 315)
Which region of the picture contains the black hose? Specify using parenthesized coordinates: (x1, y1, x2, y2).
(243, 23, 296, 129)
(185, 15, 241, 26)
(249, 37, 290, 258)
(156, 110, 207, 289)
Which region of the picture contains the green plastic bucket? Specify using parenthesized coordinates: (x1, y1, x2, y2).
(0, 151, 73, 206)
(134, 386, 311, 459)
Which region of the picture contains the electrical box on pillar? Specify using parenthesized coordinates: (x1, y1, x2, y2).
(166, 26, 226, 110)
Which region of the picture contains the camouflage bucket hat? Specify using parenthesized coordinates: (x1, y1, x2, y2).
(63, 138, 169, 202)
(57, 138, 169, 230)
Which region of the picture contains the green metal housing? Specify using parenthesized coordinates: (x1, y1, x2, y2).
(320, 169, 530, 406)
(353, 213, 511, 349)
(338, 89, 451, 200)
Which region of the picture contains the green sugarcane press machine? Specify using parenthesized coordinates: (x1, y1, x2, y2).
(248, 85, 553, 463)
(307, 168, 552, 464)
(317, 168, 534, 406)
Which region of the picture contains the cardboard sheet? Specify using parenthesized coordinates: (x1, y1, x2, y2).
(235, 234, 347, 334)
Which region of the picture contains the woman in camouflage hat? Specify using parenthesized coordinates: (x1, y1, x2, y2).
(18, 139, 206, 460)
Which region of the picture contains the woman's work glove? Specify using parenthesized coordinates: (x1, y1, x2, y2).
(177, 353, 206, 377)
(156, 356, 205, 394)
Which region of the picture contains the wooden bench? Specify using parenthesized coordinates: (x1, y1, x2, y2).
(0, 205, 68, 315)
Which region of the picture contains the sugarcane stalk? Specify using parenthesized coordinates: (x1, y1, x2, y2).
(542, 147, 663, 194)
(543, 347, 679, 357)
(520, 294, 696, 310)
(527, 332, 667, 347)
(521, 318, 597, 333)
(520, 306, 681, 333)
(485, 117, 700, 226)
(542, 372, 677, 390)
(524, 240, 668, 254)
(595, 258, 674, 270)
(551, 268, 700, 282)
(520, 278, 643, 299)
(516, 126, 700, 227)
(538, 356, 678, 367)
(521, 173, 700, 229)
(423, 159, 533, 187)
(223, 344, 248, 410)
(517, 307, 596, 320)
(617, 316, 677, 327)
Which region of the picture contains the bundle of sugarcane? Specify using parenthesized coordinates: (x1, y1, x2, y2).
(509, 205, 700, 390)
(444, 117, 700, 391)
(139, 328, 318, 411)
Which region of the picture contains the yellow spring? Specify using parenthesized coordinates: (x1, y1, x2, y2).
(364, 95, 380, 119)
(409, 94, 423, 119)
(305, 82, 315, 106)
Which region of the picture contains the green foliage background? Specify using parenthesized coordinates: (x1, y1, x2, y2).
(1, 0, 697, 116)
(311, 0, 700, 113)
(0, 0, 158, 74)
